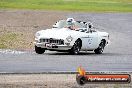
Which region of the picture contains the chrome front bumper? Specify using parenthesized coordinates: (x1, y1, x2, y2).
(34, 42, 72, 50)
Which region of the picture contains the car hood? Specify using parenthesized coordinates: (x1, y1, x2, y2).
(38, 28, 81, 39)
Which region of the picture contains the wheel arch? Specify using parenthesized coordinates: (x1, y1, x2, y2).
(101, 39, 106, 45)
(69, 38, 82, 55)
(76, 38, 82, 48)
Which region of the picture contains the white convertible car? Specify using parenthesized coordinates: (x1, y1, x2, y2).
(34, 18, 109, 55)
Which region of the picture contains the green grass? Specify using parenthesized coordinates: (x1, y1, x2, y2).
(0, 0, 132, 12)
(0, 33, 18, 49)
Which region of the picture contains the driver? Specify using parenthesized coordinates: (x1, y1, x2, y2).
(66, 18, 76, 30)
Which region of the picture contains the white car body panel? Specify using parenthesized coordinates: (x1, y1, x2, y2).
(34, 20, 109, 52)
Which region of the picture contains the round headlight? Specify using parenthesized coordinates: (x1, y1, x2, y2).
(35, 32, 40, 38)
(66, 36, 73, 42)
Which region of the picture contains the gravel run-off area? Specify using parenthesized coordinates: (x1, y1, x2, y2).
(0, 10, 67, 49)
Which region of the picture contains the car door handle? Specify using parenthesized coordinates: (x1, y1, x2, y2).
(87, 35, 92, 38)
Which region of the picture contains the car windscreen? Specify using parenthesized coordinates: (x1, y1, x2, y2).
(53, 20, 66, 29)
(53, 20, 87, 29)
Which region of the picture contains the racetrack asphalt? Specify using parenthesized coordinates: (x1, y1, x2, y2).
(0, 12, 132, 73)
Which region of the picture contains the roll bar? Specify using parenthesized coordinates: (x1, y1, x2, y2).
(86, 22, 93, 32)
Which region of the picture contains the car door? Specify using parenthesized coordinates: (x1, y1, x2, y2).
(81, 31, 98, 50)
(86, 31, 99, 50)
(81, 31, 99, 50)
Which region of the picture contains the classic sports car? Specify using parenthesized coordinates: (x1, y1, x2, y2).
(34, 18, 109, 55)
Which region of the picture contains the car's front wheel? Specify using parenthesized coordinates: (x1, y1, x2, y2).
(94, 40, 105, 54)
(70, 39, 81, 55)
(35, 45, 45, 54)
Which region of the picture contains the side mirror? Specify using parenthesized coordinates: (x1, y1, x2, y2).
(53, 25, 57, 28)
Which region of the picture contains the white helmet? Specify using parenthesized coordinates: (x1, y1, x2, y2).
(66, 18, 75, 25)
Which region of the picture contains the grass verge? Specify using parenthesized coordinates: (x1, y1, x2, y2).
(0, 0, 132, 12)
(0, 32, 18, 49)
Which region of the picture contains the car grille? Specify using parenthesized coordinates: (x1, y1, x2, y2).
(40, 38, 64, 45)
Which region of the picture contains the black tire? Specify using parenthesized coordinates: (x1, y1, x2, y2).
(94, 41, 105, 54)
(70, 39, 81, 55)
(35, 45, 45, 54)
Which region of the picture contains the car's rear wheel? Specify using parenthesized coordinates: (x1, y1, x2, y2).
(94, 40, 105, 54)
(35, 45, 45, 54)
(70, 39, 81, 55)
